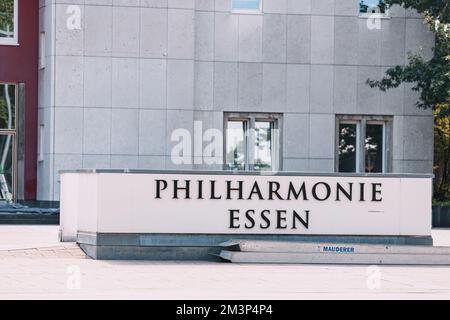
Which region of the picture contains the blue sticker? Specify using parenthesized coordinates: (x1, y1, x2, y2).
(322, 246, 355, 253)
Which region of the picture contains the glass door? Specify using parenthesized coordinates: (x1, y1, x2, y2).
(0, 83, 16, 201)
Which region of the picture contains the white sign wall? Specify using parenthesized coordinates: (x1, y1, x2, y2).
(60, 172, 432, 240)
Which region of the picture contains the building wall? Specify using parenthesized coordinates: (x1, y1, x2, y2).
(0, 0, 39, 200)
(38, 0, 435, 201)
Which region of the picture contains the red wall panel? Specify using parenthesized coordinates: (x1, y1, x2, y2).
(0, 0, 39, 200)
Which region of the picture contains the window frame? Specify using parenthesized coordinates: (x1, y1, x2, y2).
(0, 0, 19, 46)
(39, 32, 46, 69)
(335, 115, 393, 174)
(359, 0, 390, 18)
(224, 112, 282, 172)
(232, 0, 263, 14)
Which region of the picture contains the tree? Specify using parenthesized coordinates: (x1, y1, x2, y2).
(368, 1, 450, 201)
(367, 0, 449, 113)
(434, 105, 450, 201)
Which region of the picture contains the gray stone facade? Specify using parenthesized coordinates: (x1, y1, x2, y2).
(38, 0, 435, 201)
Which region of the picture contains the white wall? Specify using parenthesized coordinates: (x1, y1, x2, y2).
(39, 0, 435, 201)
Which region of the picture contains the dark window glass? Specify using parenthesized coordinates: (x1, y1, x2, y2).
(339, 123, 357, 173)
(254, 121, 272, 171)
(359, 0, 387, 14)
(0, 0, 15, 39)
(226, 121, 246, 170)
(365, 124, 383, 173)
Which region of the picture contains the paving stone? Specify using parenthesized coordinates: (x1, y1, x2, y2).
(0, 226, 449, 299)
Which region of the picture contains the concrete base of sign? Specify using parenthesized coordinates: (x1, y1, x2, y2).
(219, 251, 450, 265)
(77, 232, 433, 260)
(219, 240, 450, 265)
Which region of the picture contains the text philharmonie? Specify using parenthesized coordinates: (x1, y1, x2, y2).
(155, 179, 383, 202)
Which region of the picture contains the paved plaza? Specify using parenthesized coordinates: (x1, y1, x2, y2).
(0, 226, 450, 300)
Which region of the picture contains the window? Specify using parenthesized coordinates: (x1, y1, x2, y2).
(0, 83, 17, 201)
(336, 116, 392, 174)
(225, 113, 281, 171)
(359, 0, 388, 15)
(0, 0, 18, 45)
(232, 0, 262, 13)
(338, 122, 359, 173)
(39, 32, 46, 69)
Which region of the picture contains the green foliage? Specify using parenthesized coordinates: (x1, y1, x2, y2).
(433, 199, 450, 206)
(385, 0, 449, 22)
(0, 0, 14, 32)
(434, 105, 450, 201)
(368, 1, 450, 201)
(367, 0, 450, 113)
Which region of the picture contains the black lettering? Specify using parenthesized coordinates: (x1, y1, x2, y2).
(247, 181, 264, 200)
(245, 210, 255, 229)
(210, 180, 222, 200)
(287, 182, 308, 200)
(312, 182, 331, 201)
(260, 210, 271, 229)
(277, 210, 287, 229)
(226, 181, 244, 200)
(359, 183, 365, 201)
(269, 181, 284, 200)
(292, 210, 310, 229)
(155, 179, 167, 199)
(372, 183, 382, 202)
(173, 180, 190, 199)
(229, 210, 240, 229)
(336, 183, 353, 201)
(198, 180, 203, 199)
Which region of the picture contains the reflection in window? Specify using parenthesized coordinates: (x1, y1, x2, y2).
(337, 116, 391, 174)
(254, 121, 272, 171)
(365, 124, 384, 173)
(226, 121, 246, 170)
(359, 0, 387, 14)
(339, 123, 357, 173)
(0, 84, 16, 201)
(0, 84, 16, 130)
(0, 0, 16, 41)
(225, 114, 280, 171)
(0, 134, 14, 201)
